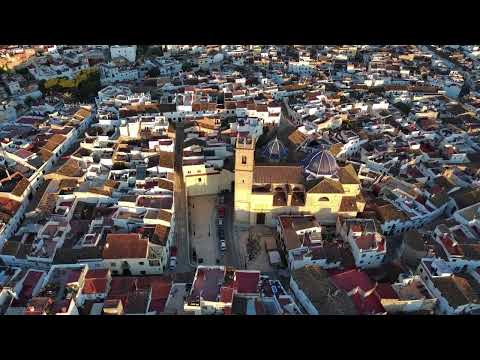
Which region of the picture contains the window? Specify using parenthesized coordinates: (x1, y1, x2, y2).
(318, 197, 329, 202)
(111, 262, 117, 267)
(362, 253, 366, 258)
(242, 156, 247, 164)
(198, 178, 202, 183)
(112, 270, 118, 275)
(140, 271, 146, 275)
(139, 261, 144, 265)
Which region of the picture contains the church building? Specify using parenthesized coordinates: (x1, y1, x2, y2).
(234, 136, 365, 226)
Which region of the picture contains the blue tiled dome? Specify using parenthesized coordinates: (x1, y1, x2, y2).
(261, 137, 288, 162)
(305, 150, 339, 178)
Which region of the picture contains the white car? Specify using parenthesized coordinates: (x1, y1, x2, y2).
(169, 257, 177, 271)
(220, 240, 226, 252)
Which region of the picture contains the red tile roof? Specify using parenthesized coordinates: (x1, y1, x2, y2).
(82, 278, 108, 295)
(103, 233, 148, 259)
(219, 286, 234, 304)
(331, 270, 386, 314)
(331, 269, 375, 293)
(233, 271, 260, 294)
(11, 271, 44, 307)
(15, 149, 34, 159)
(375, 283, 399, 300)
(350, 291, 385, 315)
(85, 269, 110, 279)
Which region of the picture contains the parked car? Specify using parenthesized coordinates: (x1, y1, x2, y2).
(218, 195, 225, 205)
(218, 207, 225, 218)
(220, 240, 226, 252)
(217, 218, 224, 226)
(169, 257, 177, 271)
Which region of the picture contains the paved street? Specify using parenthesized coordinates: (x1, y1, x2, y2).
(224, 191, 246, 269)
(173, 123, 193, 273)
(189, 195, 221, 266)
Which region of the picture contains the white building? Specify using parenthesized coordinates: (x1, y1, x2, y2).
(417, 258, 480, 315)
(110, 45, 137, 63)
(339, 218, 386, 269)
(0, 102, 16, 122)
(99, 63, 139, 85)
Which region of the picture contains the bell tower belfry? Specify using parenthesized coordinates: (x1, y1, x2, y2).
(234, 136, 255, 225)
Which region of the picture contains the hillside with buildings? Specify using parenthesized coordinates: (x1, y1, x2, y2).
(0, 45, 480, 315)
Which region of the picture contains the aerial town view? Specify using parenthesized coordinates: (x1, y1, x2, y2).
(0, 44, 479, 316)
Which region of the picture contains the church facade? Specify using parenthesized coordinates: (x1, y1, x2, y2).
(234, 137, 365, 226)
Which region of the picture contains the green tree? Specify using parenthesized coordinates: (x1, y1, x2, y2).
(77, 70, 101, 102)
(24, 96, 34, 107)
(16, 67, 29, 76)
(149, 47, 163, 57)
(146, 67, 161, 78)
(38, 79, 46, 93)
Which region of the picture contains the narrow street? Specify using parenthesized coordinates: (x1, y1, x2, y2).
(224, 191, 245, 269)
(173, 123, 193, 273)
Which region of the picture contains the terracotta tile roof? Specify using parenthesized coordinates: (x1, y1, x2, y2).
(59, 178, 78, 190)
(288, 129, 307, 146)
(104, 179, 120, 189)
(225, 101, 236, 110)
(329, 143, 344, 157)
(56, 159, 84, 177)
(157, 178, 173, 191)
(233, 271, 260, 294)
(85, 269, 110, 279)
(15, 148, 34, 159)
(195, 117, 219, 130)
(88, 187, 113, 197)
(306, 177, 344, 194)
(152, 224, 170, 246)
(375, 203, 409, 222)
(0, 197, 21, 216)
(147, 151, 174, 169)
(253, 165, 304, 184)
(37, 148, 52, 162)
(291, 265, 357, 315)
(73, 107, 91, 121)
(124, 289, 151, 314)
(339, 196, 359, 212)
(102, 233, 148, 259)
(256, 104, 268, 112)
(158, 209, 172, 223)
(42, 134, 66, 152)
(337, 164, 360, 184)
(11, 177, 30, 197)
(82, 278, 108, 295)
(432, 274, 480, 308)
(450, 187, 480, 210)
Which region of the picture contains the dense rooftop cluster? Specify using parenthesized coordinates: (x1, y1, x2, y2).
(1, 45, 480, 315)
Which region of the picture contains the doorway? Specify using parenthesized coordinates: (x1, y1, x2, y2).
(256, 213, 266, 225)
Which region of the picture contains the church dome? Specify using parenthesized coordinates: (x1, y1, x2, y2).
(305, 150, 339, 178)
(261, 137, 288, 162)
